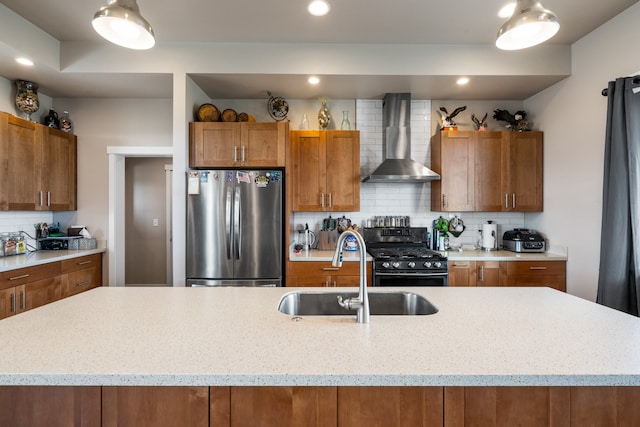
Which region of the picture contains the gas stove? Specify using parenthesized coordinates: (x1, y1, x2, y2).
(363, 227, 448, 286)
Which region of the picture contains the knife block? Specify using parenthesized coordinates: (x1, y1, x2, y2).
(317, 230, 338, 251)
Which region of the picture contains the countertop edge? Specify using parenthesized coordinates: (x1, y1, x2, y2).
(1, 373, 638, 387)
(0, 243, 107, 272)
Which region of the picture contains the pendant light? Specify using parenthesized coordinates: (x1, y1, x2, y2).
(92, 0, 155, 50)
(496, 0, 559, 50)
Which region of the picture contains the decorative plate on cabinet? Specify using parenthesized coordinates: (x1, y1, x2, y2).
(197, 103, 219, 122)
(267, 92, 289, 121)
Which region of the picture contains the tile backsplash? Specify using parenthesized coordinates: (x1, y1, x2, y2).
(291, 99, 525, 248)
(0, 211, 53, 250)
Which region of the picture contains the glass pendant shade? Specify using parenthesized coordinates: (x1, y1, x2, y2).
(92, 0, 155, 50)
(496, 0, 559, 50)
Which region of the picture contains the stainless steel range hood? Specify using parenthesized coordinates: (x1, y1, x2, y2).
(362, 93, 440, 183)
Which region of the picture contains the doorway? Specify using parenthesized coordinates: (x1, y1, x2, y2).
(107, 146, 173, 287)
(124, 157, 173, 286)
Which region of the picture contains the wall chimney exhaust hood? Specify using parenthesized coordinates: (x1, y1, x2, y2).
(362, 93, 440, 183)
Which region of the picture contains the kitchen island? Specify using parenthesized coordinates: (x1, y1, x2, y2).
(0, 286, 638, 426)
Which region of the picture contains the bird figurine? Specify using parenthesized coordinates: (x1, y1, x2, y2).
(439, 106, 466, 130)
(471, 113, 488, 131)
(492, 109, 530, 131)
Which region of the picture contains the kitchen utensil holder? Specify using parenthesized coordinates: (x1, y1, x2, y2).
(317, 230, 338, 250)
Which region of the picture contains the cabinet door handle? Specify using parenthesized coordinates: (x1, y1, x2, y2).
(76, 281, 92, 287)
(479, 265, 485, 282)
(322, 267, 339, 271)
(78, 260, 92, 266)
(233, 146, 238, 162)
(328, 193, 332, 208)
(453, 263, 470, 268)
(20, 290, 25, 310)
(321, 193, 325, 208)
(39, 191, 43, 207)
(443, 194, 447, 208)
(9, 274, 30, 281)
(10, 293, 16, 313)
(530, 266, 547, 270)
(324, 280, 329, 287)
(505, 193, 509, 209)
(333, 281, 337, 287)
(241, 146, 246, 162)
(47, 192, 51, 207)
(512, 193, 516, 208)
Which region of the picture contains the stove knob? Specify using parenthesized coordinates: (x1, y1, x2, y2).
(381, 262, 390, 269)
(392, 262, 401, 269)
(407, 261, 416, 268)
(434, 262, 442, 268)
(423, 262, 432, 268)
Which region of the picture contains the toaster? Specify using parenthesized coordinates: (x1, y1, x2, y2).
(502, 228, 546, 253)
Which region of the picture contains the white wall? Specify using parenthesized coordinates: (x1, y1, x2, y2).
(525, 2, 640, 300)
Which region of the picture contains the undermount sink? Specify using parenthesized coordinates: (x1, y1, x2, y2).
(277, 291, 438, 316)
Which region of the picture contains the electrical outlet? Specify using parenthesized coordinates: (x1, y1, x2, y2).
(152, 218, 159, 227)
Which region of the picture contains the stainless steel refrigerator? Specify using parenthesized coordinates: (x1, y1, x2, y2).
(186, 170, 283, 287)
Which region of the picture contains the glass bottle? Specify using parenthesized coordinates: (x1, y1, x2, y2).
(341, 110, 351, 130)
(300, 114, 309, 130)
(318, 98, 330, 129)
(15, 80, 40, 121)
(60, 111, 73, 133)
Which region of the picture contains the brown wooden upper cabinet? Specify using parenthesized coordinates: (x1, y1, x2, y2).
(431, 130, 543, 212)
(189, 121, 288, 168)
(0, 112, 77, 211)
(288, 130, 360, 212)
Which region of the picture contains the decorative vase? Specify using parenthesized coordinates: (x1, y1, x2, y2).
(318, 98, 331, 129)
(60, 111, 73, 133)
(15, 80, 40, 121)
(341, 110, 351, 130)
(43, 109, 60, 129)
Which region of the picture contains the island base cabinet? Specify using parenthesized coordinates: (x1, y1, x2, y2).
(102, 386, 209, 427)
(444, 386, 640, 427)
(338, 387, 443, 427)
(0, 386, 101, 427)
(211, 386, 337, 427)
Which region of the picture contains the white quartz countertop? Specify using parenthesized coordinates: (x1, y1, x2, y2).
(0, 244, 106, 272)
(444, 249, 567, 261)
(0, 286, 638, 387)
(289, 248, 372, 262)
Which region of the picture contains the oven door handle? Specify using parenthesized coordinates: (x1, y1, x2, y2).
(374, 272, 449, 277)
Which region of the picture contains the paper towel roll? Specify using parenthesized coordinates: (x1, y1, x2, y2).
(481, 223, 497, 250)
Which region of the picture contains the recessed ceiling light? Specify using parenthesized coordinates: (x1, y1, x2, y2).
(308, 76, 320, 85)
(498, 3, 515, 18)
(307, 0, 330, 17)
(457, 77, 470, 85)
(15, 57, 34, 66)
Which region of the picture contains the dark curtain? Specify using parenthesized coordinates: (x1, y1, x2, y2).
(596, 76, 640, 316)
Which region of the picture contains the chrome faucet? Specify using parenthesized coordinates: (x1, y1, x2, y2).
(332, 230, 370, 323)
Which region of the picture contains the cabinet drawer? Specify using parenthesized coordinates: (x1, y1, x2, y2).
(64, 268, 99, 298)
(0, 262, 61, 290)
(506, 261, 565, 276)
(288, 261, 364, 276)
(61, 254, 102, 274)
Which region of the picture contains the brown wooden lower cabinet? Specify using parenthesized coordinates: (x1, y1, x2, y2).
(0, 386, 101, 427)
(338, 386, 443, 427)
(1, 385, 639, 426)
(102, 386, 209, 427)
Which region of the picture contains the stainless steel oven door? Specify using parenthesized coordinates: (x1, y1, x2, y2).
(373, 271, 448, 287)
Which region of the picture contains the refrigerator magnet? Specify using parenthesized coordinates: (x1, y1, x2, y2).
(255, 175, 269, 188)
(187, 172, 200, 195)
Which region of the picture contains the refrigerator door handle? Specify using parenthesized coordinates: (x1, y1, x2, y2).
(234, 186, 241, 259)
(226, 188, 232, 259)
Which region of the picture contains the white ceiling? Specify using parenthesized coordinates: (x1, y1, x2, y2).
(0, 0, 637, 99)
